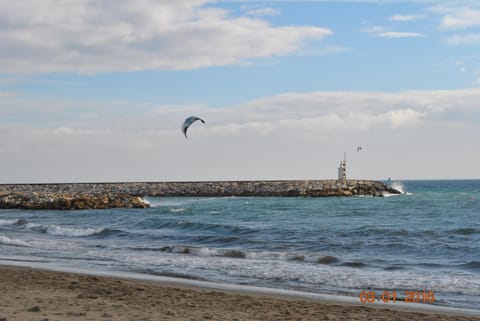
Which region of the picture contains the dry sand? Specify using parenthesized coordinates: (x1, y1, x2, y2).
(0, 265, 479, 321)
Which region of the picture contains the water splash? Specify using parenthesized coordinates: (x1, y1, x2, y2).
(390, 181, 411, 195)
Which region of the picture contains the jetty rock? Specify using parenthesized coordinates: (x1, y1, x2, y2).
(0, 192, 150, 210)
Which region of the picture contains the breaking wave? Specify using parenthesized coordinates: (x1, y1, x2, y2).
(0, 219, 27, 226)
(25, 223, 110, 237)
(146, 245, 346, 265)
(0, 235, 30, 247)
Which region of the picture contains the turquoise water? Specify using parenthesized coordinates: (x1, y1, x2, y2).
(0, 180, 479, 310)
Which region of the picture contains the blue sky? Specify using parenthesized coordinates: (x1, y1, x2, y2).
(1, 0, 480, 182)
(4, 1, 479, 105)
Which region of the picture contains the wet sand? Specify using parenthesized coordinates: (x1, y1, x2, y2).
(0, 265, 479, 321)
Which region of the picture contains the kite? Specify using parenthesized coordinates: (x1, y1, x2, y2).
(357, 146, 362, 151)
(182, 116, 205, 138)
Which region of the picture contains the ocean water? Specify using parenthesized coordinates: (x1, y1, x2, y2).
(0, 180, 479, 310)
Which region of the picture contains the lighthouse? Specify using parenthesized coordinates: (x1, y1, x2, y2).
(338, 152, 346, 181)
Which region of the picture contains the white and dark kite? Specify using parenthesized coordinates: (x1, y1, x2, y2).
(182, 116, 205, 138)
(357, 146, 362, 151)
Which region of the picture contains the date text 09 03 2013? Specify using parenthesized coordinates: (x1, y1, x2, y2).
(359, 291, 435, 304)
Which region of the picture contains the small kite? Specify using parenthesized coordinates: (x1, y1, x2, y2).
(357, 146, 362, 152)
(182, 116, 205, 138)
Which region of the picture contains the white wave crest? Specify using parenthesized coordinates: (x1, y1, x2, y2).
(170, 208, 185, 213)
(25, 223, 41, 229)
(0, 235, 30, 247)
(382, 193, 397, 198)
(25, 223, 105, 237)
(46, 226, 105, 237)
(0, 219, 20, 226)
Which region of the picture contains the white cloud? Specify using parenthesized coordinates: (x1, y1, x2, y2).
(384, 108, 425, 127)
(440, 7, 480, 30)
(245, 7, 280, 17)
(49, 126, 112, 136)
(378, 31, 425, 38)
(1, 88, 480, 182)
(0, 0, 331, 73)
(387, 14, 422, 22)
(363, 26, 425, 39)
(446, 33, 480, 45)
(362, 26, 388, 33)
(4, 88, 480, 132)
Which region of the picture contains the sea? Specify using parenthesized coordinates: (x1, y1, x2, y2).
(0, 180, 479, 311)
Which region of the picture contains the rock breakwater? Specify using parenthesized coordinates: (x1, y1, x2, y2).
(0, 191, 149, 210)
(0, 180, 401, 210)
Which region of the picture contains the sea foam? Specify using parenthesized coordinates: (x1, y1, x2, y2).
(0, 219, 23, 226)
(25, 223, 106, 237)
(0, 235, 30, 247)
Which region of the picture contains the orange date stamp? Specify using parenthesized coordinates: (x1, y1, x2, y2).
(359, 290, 435, 304)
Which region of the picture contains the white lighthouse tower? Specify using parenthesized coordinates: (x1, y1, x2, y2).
(338, 152, 346, 181)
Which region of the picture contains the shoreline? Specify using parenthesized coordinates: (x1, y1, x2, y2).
(1, 261, 479, 321)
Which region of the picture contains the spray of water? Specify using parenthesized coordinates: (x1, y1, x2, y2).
(391, 181, 405, 194)
(389, 181, 412, 195)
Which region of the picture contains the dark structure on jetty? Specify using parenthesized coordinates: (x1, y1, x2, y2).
(0, 180, 400, 210)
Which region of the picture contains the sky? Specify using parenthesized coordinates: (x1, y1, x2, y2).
(1, 0, 480, 182)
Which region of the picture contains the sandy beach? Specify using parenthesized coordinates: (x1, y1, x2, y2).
(0, 266, 478, 321)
